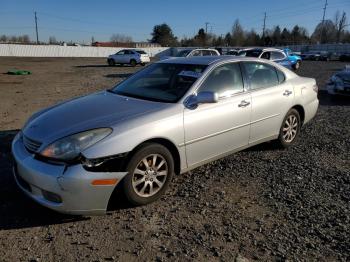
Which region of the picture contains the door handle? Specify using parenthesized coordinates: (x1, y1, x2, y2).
(238, 100, 250, 108)
(283, 90, 292, 96)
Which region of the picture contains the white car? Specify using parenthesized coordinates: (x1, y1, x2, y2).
(107, 49, 150, 67)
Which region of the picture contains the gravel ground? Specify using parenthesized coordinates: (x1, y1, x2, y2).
(0, 58, 349, 261)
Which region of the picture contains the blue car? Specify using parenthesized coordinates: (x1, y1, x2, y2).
(284, 48, 302, 70)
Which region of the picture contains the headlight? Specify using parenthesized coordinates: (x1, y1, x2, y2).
(40, 128, 112, 161)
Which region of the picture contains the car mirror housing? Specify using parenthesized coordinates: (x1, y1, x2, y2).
(185, 91, 219, 109)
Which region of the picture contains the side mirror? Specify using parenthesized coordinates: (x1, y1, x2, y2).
(185, 91, 219, 109)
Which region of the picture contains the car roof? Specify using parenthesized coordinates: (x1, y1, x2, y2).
(157, 56, 275, 66)
(180, 48, 218, 51)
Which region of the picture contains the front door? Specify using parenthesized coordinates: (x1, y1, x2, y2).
(184, 62, 251, 167)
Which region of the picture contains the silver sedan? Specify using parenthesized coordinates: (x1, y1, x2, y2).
(12, 56, 319, 215)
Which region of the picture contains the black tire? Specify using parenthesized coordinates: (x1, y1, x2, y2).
(122, 143, 174, 206)
(130, 59, 137, 67)
(277, 109, 301, 148)
(108, 59, 115, 66)
(140, 63, 146, 66)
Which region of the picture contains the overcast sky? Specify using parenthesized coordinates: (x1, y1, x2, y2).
(1, 0, 349, 43)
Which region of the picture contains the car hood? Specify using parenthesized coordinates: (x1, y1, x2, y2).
(23, 91, 167, 144)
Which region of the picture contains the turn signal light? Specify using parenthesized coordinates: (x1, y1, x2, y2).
(91, 179, 118, 186)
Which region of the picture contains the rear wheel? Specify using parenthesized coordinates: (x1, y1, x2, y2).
(277, 109, 301, 148)
(130, 59, 137, 67)
(122, 143, 174, 205)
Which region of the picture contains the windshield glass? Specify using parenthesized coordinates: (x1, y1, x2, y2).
(136, 50, 147, 54)
(111, 63, 207, 103)
(245, 50, 262, 57)
(176, 50, 192, 57)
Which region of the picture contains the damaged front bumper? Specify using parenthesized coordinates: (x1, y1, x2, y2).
(12, 132, 128, 215)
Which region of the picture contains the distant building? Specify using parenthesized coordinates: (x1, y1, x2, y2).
(92, 42, 161, 48)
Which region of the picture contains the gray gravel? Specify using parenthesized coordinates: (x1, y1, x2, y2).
(0, 59, 349, 261)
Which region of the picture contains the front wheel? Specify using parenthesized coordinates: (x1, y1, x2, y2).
(122, 143, 174, 206)
(277, 109, 301, 148)
(108, 59, 115, 66)
(293, 60, 301, 70)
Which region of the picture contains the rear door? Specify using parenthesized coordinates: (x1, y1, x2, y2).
(123, 50, 133, 63)
(241, 61, 294, 144)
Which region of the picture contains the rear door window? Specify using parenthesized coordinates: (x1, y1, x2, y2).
(271, 51, 286, 60)
(242, 62, 279, 90)
(201, 50, 211, 56)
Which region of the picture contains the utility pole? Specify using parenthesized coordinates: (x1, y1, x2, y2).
(321, 0, 328, 43)
(34, 11, 39, 44)
(205, 22, 209, 34)
(262, 12, 267, 39)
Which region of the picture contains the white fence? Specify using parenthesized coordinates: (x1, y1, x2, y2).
(0, 44, 170, 58)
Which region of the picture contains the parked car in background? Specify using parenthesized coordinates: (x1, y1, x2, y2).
(339, 53, 350, 62)
(12, 56, 318, 215)
(300, 51, 338, 61)
(107, 49, 150, 67)
(327, 65, 350, 96)
(226, 49, 240, 56)
(300, 51, 320, 61)
(161, 48, 220, 60)
(283, 48, 302, 70)
(242, 48, 293, 70)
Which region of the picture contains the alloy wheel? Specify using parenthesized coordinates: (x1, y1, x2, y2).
(282, 115, 298, 143)
(132, 154, 168, 197)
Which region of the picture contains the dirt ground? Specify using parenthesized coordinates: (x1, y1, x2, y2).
(0, 58, 349, 261)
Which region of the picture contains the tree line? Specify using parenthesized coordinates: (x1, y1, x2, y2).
(150, 11, 350, 47)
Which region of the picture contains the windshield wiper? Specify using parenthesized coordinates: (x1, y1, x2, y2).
(106, 89, 116, 94)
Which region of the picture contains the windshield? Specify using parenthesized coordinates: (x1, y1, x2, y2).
(111, 63, 207, 103)
(245, 50, 262, 57)
(136, 50, 147, 54)
(176, 50, 192, 57)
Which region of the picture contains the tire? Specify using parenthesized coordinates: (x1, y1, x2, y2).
(140, 63, 146, 66)
(122, 143, 174, 206)
(130, 59, 137, 67)
(108, 59, 115, 66)
(293, 60, 301, 70)
(277, 109, 301, 148)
